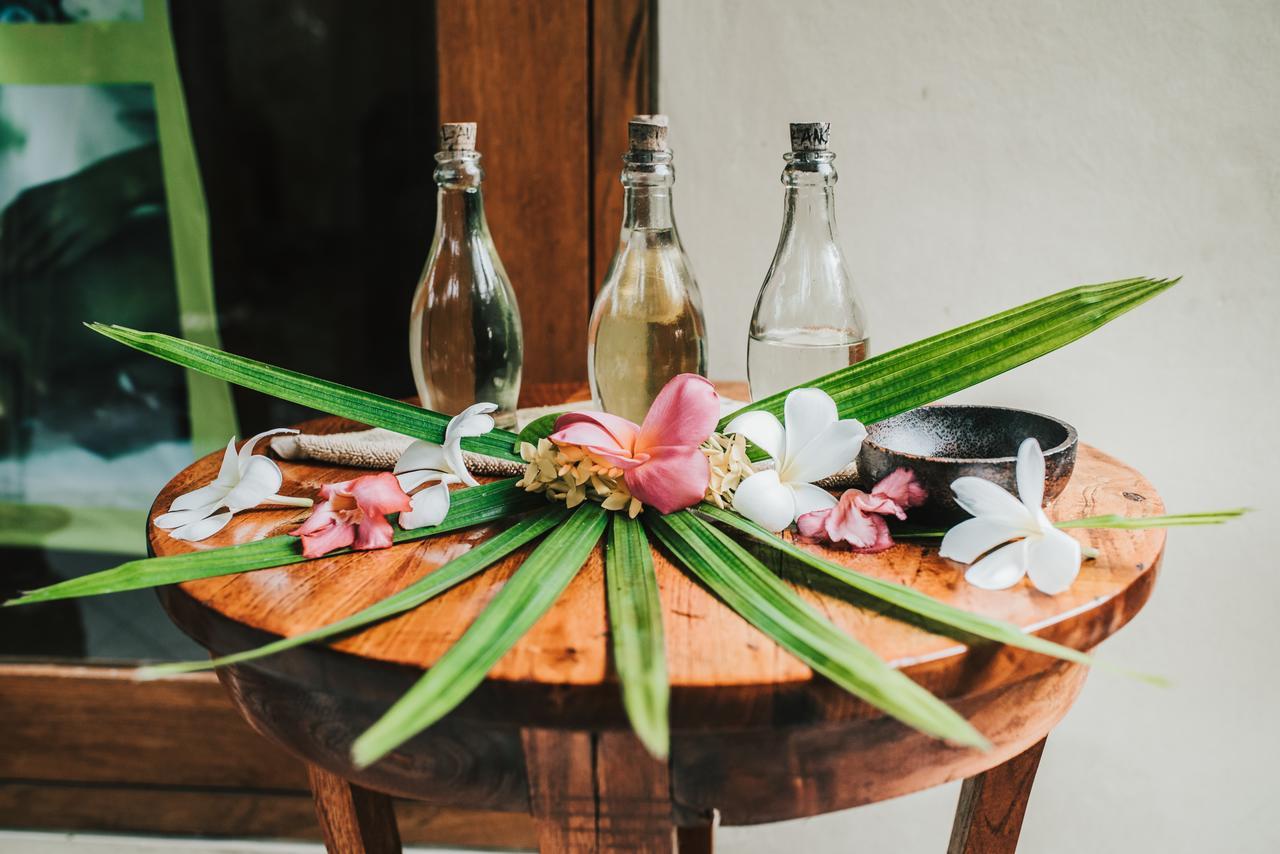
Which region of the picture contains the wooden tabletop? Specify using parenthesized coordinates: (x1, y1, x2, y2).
(150, 383, 1165, 731)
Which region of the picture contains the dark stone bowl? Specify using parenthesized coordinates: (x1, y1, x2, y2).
(856, 405, 1078, 523)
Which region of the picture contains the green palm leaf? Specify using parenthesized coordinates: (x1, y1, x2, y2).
(645, 510, 988, 750)
(720, 277, 1177, 435)
(351, 503, 608, 767)
(892, 509, 1250, 540)
(605, 515, 669, 758)
(698, 503, 1092, 666)
(4, 479, 541, 606)
(135, 506, 569, 679)
(87, 323, 522, 462)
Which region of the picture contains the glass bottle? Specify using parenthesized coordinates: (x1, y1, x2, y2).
(409, 122, 523, 427)
(588, 115, 707, 423)
(747, 122, 869, 401)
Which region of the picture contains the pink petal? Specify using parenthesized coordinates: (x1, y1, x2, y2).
(796, 509, 831, 541)
(551, 411, 640, 452)
(354, 514, 397, 551)
(348, 472, 413, 517)
(823, 490, 887, 549)
(292, 499, 341, 536)
(318, 479, 356, 503)
(847, 514, 895, 554)
(292, 511, 356, 559)
(637, 374, 719, 451)
(868, 468, 927, 515)
(624, 444, 710, 515)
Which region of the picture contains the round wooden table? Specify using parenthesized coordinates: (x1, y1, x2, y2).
(150, 385, 1165, 854)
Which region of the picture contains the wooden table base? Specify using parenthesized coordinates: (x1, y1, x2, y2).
(304, 738, 1050, 854)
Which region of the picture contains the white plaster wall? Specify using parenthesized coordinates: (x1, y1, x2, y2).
(658, 1, 1280, 851)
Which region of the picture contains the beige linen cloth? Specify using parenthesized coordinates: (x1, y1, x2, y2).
(269, 396, 857, 487)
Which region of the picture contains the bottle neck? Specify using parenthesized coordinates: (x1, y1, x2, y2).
(620, 150, 676, 231)
(780, 150, 840, 241)
(434, 150, 487, 237)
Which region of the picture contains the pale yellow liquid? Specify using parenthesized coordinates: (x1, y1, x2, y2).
(589, 228, 706, 423)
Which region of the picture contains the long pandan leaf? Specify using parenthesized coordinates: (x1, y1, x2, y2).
(720, 277, 1177, 433)
(892, 508, 1250, 540)
(698, 504, 1093, 665)
(351, 503, 607, 767)
(645, 511, 988, 750)
(605, 515, 669, 758)
(86, 323, 522, 462)
(4, 479, 541, 606)
(135, 507, 569, 679)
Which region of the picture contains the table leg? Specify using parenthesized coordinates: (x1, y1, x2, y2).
(947, 736, 1048, 854)
(306, 762, 402, 854)
(522, 728, 677, 853)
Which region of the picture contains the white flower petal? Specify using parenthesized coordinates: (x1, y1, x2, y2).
(399, 482, 452, 530)
(964, 540, 1030, 590)
(394, 440, 449, 475)
(444, 402, 498, 443)
(169, 511, 234, 541)
(730, 469, 796, 532)
(237, 428, 298, 471)
(212, 438, 240, 487)
(166, 483, 231, 513)
(940, 516, 1029, 563)
(396, 470, 457, 493)
(1016, 437, 1046, 517)
(788, 481, 839, 519)
(780, 418, 867, 484)
(443, 439, 478, 488)
(1025, 528, 1082, 595)
(783, 388, 839, 464)
(723, 410, 785, 463)
(221, 456, 283, 512)
(154, 503, 220, 530)
(951, 476, 1031, 522)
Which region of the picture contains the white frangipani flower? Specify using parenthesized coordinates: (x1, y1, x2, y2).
(940, 437, 1082, 595)
(395, 403, 497, 530)
(154, 429, 312, 541)
(723, 388, 867, 532)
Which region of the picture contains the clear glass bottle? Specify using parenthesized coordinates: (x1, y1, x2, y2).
(409, 122, 522, 427)
(747, 122, 868, 401)
(588, 115, 707, 423)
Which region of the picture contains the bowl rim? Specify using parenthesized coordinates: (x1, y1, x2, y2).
(861, 404, 1078, 465)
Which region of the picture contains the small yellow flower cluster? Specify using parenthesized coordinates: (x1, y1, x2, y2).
(702, 431, 755, 509)
(517, 438, 643, 518)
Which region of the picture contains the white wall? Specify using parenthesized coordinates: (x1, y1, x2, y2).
(659, 1, 1280, 851)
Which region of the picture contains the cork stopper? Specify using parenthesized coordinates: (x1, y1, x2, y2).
(440, 122, 477, 152)
(789, 122, 831, 152)
(628, 114, 669, 152)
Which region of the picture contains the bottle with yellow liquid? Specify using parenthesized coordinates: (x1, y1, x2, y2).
(588, 115, 707, 423)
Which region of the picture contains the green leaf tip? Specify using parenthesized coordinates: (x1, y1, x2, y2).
(351, 503, 608, 768)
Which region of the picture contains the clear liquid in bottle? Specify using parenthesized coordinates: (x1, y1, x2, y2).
(746, 122, 868, 402)
(747, 327, 868, 402)
(588, 116, 707, 423)
(409, 122, 522, 427)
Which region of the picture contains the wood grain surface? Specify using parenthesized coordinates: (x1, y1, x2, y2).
(147, 382, 1165, 824)
(152, 392, 1164, 723)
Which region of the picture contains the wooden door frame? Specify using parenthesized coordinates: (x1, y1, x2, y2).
(0, 0, 653, 844)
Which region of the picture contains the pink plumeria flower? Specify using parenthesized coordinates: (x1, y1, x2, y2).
(724, 388, 867, 532)
(796, 468, 927, 552)
(549, 374, 719, 514)
(394, 403, 497, 530)
(154, 428, 312, 542)
(940, 438, 1081, 595)
(291, 472, 412, 559)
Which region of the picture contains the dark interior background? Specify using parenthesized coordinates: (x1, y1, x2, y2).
(3, 0, 441, 660)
